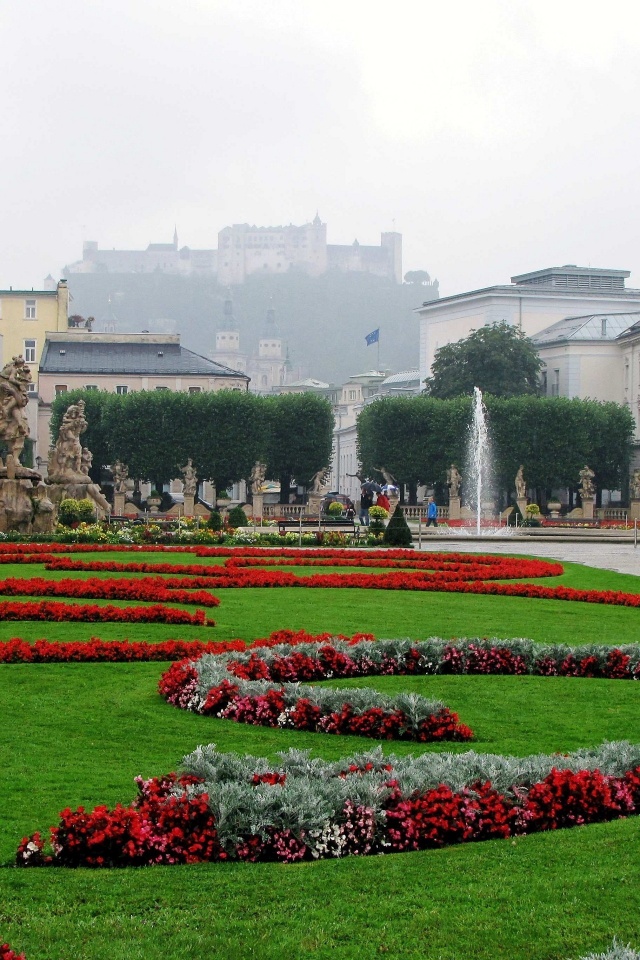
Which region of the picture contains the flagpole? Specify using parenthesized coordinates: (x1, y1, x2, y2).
(377, 334, 380, 373)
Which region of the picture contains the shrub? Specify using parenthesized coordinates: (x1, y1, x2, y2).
(207, 510, 223, 531)
(507, 503, 524, 527)
(58, 498, 95, 526)
(368, 505, 389, 520)
(383, 504, 412, 546)
(227, 505, 249, 528)
(328, 500, 344, 516)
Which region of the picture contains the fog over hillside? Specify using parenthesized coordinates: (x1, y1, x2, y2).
(66, 272, 433, 385)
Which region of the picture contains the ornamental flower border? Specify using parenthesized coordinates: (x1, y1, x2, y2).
(17, 740, 640, 869)
(2, 545, 639, 612)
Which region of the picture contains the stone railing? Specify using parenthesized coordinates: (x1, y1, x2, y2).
(599, 507, 628, 521)
(398, 505, 450, 520)
(262, 504, 308, 519)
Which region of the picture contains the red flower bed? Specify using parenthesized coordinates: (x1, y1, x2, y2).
(0, 575, 220, 607)
(0, 600, 213, 626)
(0, 946, 26, 960)
(0, 637, 246, 663)
(17, 762, 640, 868)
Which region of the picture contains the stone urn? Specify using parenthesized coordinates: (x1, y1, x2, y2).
(147, 494, 162, 512)
(547, 500, 562, 519)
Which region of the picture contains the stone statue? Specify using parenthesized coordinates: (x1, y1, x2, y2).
(579, 464, 596, 499)
(515, 465, 526, 500)
(375, 466, 396, 487)
(309, 466, 330, 495)
(250, 461, 267, 496)
(31, 482, 56, 535)
(631, 469, 640, 501)
(180, 458, 198, 496)
(0, 355, 35, 473)
(46, 400, 110, 518)
(446, 464, 461, 499)
(112, 460, 129, 494)
(48, 400, 88, 482)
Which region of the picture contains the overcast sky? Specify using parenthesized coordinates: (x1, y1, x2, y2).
(3, 0, 640, 294)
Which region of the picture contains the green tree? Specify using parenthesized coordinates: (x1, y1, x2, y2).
(424, 321, 543, 399)
(263, 393, 334, 504)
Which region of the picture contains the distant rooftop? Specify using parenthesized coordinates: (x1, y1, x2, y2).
(531, 312, 640, 346)
(512, 265, 630, 291)
(381, 370, 420, 385)
(40, 332, 248, 378)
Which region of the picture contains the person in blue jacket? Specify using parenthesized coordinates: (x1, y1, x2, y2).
(426, 497, 438, 527)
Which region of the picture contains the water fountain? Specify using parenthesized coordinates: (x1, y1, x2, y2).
(467, 386, 491, 535)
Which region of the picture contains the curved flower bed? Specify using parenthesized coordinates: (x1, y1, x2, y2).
(1, 546, 637, 611)
(0, 575, 220, 607)
(3, 632, 640, 677)
(0, 600, 212, 626)
(159, 652, 473, 743)
(17, 741, 640, 867)
(1, 946, 26, 960)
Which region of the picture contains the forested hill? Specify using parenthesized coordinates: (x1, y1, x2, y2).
(65, 271, 435, 384)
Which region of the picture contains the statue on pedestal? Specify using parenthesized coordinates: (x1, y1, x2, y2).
(0, 356, 39, 478)
(515, 465, 526, 500)
(112, 460, 129, 494)
(180, 458, 198, 496)
(630, 469, 640, 501)
(375, 466, 396, 487)
(309, 466, 330, 495)
(47, 400, 88, 482)
(446, 464, 461, 499)
(579, 464, 596, 499)
(250, 461, 267, 497)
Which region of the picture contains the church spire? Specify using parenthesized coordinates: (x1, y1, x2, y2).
(173, 225, 178, 249)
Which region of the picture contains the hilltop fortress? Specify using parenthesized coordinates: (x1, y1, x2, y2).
(64, 216, 402, 285)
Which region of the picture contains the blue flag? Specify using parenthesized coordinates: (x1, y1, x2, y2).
(365, 328, 379, 346)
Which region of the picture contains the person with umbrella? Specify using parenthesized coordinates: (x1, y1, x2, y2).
(359, 480, 381, 526)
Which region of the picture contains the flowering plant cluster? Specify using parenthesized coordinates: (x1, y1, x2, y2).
(211, 636, 640, 682)
(0, 599, 212, 626)
(159, 652, 473, 743)
(17, 741, 640, 868)
(0, 636, 246, 663)
(0, 946, 26, 960)
(0, 575, 220, 607)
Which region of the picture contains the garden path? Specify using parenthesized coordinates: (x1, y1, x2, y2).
(417, 539, 640, 577)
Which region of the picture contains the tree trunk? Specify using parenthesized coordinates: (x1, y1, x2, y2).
(407, 481, 417, 505)
(279, 472, 291, 505)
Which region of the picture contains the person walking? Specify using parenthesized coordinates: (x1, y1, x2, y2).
(376, 490, 391, 513)
(426, 497, 438, 528)
(360, 486, 373, 525)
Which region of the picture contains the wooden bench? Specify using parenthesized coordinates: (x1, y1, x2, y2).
(277, 518, 360, 537)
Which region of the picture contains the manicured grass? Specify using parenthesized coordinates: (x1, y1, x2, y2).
(1, 548, 639, 959)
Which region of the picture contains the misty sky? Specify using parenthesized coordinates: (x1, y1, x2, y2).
(3, 0, 640, 295)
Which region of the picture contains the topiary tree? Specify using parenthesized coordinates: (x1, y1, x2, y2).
(383, 504, 413, 546)
(207, 510, 223, 531)
(227, 505, 248, 528)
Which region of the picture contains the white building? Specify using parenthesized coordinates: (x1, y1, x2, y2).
(417, 265, 640, 386)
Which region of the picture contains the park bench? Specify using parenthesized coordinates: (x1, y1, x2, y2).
(277, 517, 361, 538)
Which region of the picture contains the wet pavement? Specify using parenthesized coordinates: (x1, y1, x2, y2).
(416, 536, 640, 578)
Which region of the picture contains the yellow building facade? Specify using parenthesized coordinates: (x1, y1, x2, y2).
(0, 280, 69, 390)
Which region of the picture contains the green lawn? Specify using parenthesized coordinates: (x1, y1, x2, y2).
(1, 549, 640, 959)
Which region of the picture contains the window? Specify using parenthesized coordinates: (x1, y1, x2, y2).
(189, 386, 202, 394)
(24, 299, 36, 319)
(27, 382, 37, 395)
(551, 369, 560, 397)
(115, 385, 128, 395)
(155, 386, 169, 391)
(55, 385, 68, 396)
(23, 339, 36, 363)
(601, 318, 607, 337)
(85, 384, 98, 391)
(348, 390, 357, 400)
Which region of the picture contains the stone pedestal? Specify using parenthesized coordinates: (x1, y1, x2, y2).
(307, 494, 322, 517)
(630, 499, 640, 521)
(183, 495, 195, 518)
(582, 496, 595, 520)
(516, 497, 527, 517)
(252, 493, 264, 522)
(448, 496, 461, 521)
(113, 492, 126, 516)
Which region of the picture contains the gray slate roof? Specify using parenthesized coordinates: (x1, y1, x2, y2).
(531, 312, 640, 346)
(39, 339, 247, 378)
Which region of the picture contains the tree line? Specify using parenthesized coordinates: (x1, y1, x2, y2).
(50, 390, 334, 504)
(357, 395, 635, 506)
